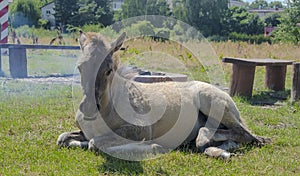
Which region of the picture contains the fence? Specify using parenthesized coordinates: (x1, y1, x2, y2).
(0, 44, 80, 78)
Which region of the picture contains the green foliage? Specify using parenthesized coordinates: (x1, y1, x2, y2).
(273, 0, 300, 44)
(54, 0, 79, 27)
(269, 1, 284, 9)
(124, 21, 156, 37)
(38, 19, 51, 29)
(223, 6, 264, 36)
(15, 25, 57, 38)
(249, 0, 269, 9)
(10, 0, 41, 28)
(81, 24, 104, 33)
(121, 0, 147, 18)
(172, 0, 188, 22)
(113, 10, 123, 22)
(146, 0, 171, 16)
(249, 0, 283, 9)
(264, 12, 282, 27)
(100, 27, 118, 38)
(186, 0, 228, 37)
(94, 0, 114, 26)
(121, 0, 170, 18)
(229, 32, 272, 44)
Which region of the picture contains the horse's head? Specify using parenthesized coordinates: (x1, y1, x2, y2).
(77, 31, 126, 118)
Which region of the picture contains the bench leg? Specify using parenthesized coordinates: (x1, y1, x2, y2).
(229, 64, 255, 97)
(0, 50, 2, 75)
(9, 48, 28, 78)
(291, 63, 300, 102)
(265, 66, 286, 91)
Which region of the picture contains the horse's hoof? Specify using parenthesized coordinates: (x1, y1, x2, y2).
(220, 151, 231, 160)
(88, 138, 96, 151)
(204, 147, 231, 160)
(57, 132, 69, 147)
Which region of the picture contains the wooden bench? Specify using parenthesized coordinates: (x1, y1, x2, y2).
(222, 57, 294, 97)
(0, 44, 80, 78)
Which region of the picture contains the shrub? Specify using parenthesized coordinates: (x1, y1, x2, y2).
(81, 24, 104, 33)
(229, 32, 272, 44)
(124, 21, 156, 37)
(15, 25, 57, 38)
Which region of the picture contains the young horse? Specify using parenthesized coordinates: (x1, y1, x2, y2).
(57, 31, 269, 160)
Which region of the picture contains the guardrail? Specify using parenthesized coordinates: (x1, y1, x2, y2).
(0, 44, 80, 78)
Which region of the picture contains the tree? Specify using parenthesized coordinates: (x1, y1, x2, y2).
(249, 0, 268, 9)
(121, 0, 170, 18)
(121, 0, 147, 18)
(269, 1, 283, 9)
(77, 0, 98, 26)
(10, 0, 41, 28)
(264, 13, 282, 27)
(54, 0, 79, 28)
(274, 0, 300, 44)
(223, 6, 264, 35)
(76, 0, 114, 27)
(94, 0, 114, 26)
(172, 0, 188, 22)
(146, 0, 171, 16)
(186, 0, 229, 36)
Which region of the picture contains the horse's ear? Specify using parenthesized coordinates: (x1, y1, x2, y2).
(111, 32, 126, 52)
(78, 30, 87, 49)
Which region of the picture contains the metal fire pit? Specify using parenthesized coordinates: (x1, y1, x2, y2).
(133, 71, 187, 83)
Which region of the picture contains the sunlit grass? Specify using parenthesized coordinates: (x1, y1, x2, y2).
(0, 39, 299, 175)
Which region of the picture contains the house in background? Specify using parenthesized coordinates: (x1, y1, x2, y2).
(40, 2, 55, 30)
(228, 0, 246, 8)
(248, 8, 284, 18)
(113, 0, 124, 11)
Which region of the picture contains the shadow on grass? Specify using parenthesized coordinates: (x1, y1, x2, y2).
(241, 90, 290, 106)
(0, 70, 5, 77)
(96, 150, 172, 175)
(97, 152, 145, 175)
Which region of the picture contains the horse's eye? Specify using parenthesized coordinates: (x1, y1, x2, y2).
(106, 69, 113, 76)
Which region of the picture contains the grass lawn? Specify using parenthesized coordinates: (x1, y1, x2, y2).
(0, 40, 299, 175)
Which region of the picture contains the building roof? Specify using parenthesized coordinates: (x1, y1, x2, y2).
(248, 9, 284, 13)
(40, 1, 55, 9)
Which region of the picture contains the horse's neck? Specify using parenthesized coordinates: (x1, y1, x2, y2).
(99, 73, 150, 119)
(99, 73, 131, 117)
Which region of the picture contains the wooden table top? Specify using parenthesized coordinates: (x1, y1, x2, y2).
(222, 57, 294, 66)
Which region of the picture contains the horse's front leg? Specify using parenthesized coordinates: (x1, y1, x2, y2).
(57, 131, 89, 149)
(88, 125, 165, 156)
(88, 134, 164, 157)
(195, 127, 240, 159)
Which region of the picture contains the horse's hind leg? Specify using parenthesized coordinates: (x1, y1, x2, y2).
(57, 131, 89, 149)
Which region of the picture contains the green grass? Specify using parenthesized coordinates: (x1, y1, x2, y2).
(0, 76, 299, 175)
(0, 40, 300, 175)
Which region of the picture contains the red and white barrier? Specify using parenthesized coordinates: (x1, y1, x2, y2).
(0, 0, 9, 43)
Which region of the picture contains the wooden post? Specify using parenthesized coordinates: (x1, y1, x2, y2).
(0, 45, 2, 75)
(265, 65, 287, 91)
(0, 24, 2, 75)
(229, 64, 256, 97)
(9, 47, 28, 78)
(291, 63, 300, 102)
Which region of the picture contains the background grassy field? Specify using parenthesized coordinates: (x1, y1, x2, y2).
(0, 38, 299, 175)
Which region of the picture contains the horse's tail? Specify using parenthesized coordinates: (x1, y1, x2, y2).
(253, 135, 272, 146)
